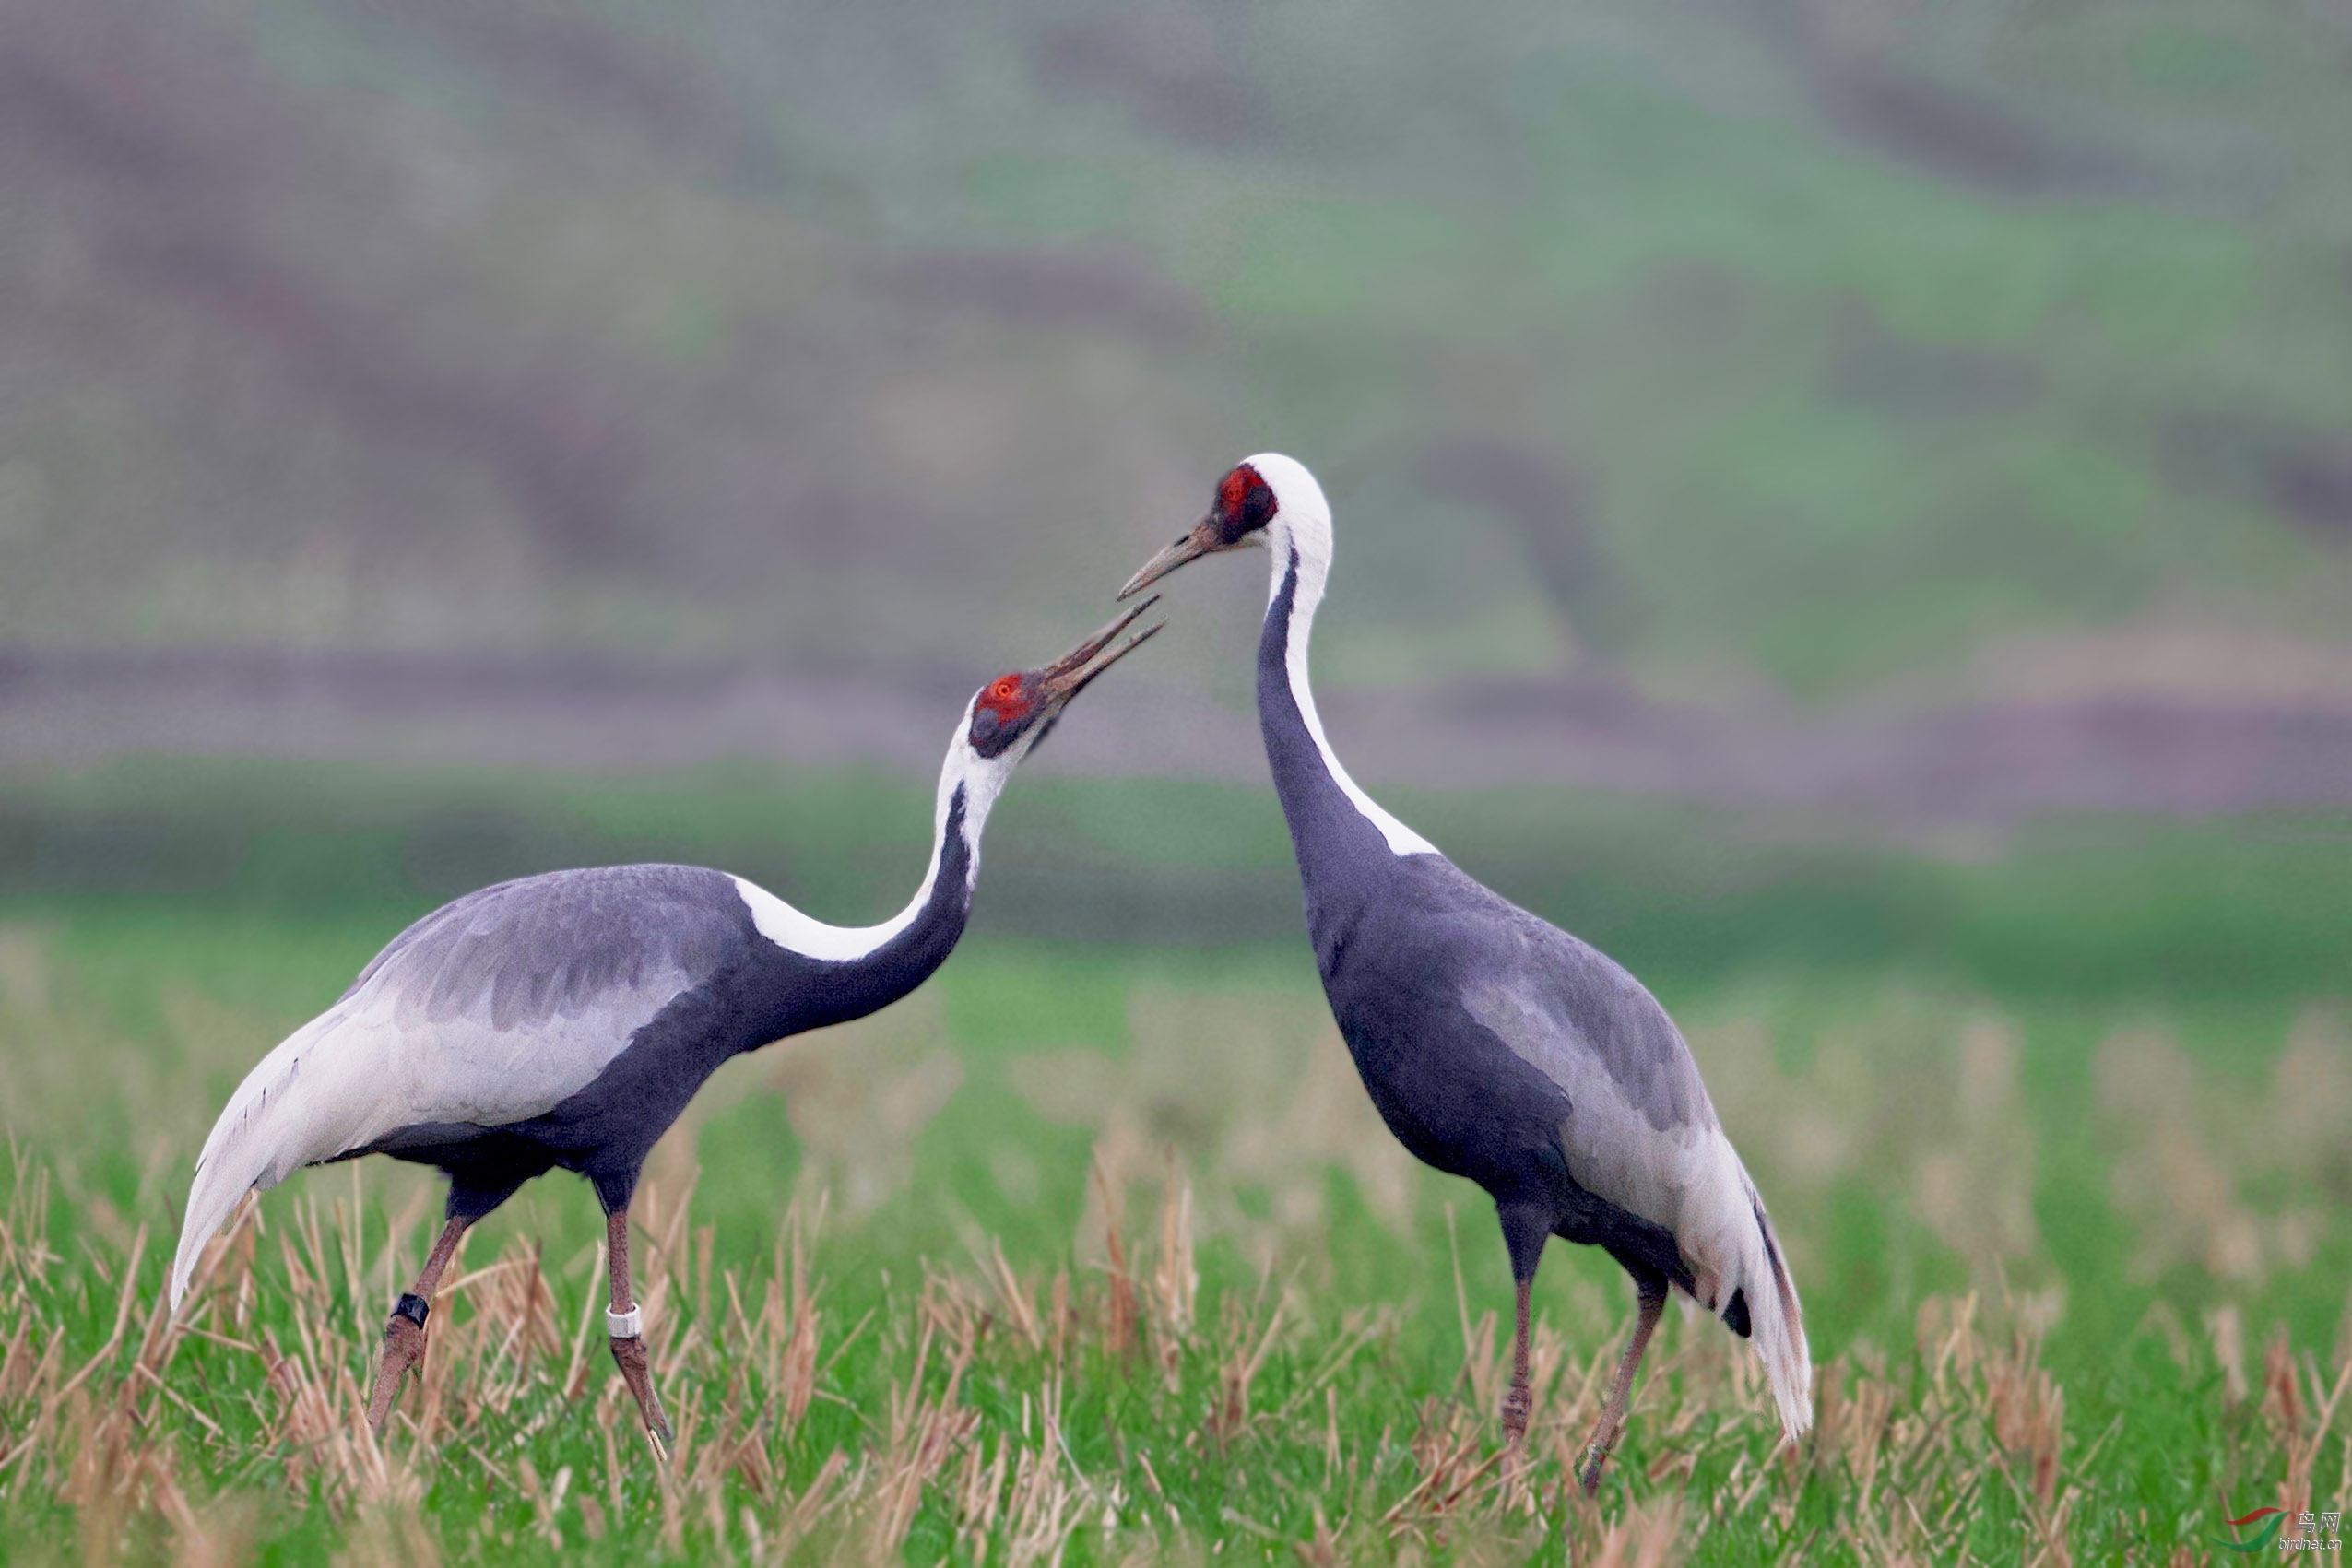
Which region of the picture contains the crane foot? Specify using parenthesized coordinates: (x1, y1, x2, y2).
(609, 1333, 675, 1458)
(1578, 1427, 1621, 1497)
(366, 1293, 431, 1430)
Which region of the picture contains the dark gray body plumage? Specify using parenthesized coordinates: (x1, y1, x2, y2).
(1259, 556, 1716, 1303)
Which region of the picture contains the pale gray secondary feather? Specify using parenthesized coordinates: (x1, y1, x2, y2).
(1439, 880, 1715, 1235)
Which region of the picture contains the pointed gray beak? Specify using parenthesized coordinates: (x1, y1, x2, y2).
(1035, 595, 1164, 711)
(1117, 517, 1223, 600)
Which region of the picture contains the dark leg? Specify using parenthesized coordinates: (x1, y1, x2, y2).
(1578, 1268, 1669, 1496)
(606, 1207, 674, 1456)
(1495, 1202, 1551, 1448)
(1503, 1277, 1535, 1445)
(366, 1216, 468, 1429)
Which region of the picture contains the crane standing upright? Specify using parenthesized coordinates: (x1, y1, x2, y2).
(170, 601, 1161, 1453)
(1119, 455, 1809, 1491)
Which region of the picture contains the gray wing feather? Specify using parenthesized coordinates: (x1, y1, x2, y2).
(349, 866, 748, 1123)
(1412, 859, 1712, 1133)
(360, 865, 744, 1032)
(1481, 905, 1711, 1134)
(1411, 860, 1718, 1228)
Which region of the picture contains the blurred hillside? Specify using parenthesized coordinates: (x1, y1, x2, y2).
(4, 0, 2351, 813)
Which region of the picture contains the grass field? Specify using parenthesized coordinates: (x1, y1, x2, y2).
(1, 767, 2349, 1563)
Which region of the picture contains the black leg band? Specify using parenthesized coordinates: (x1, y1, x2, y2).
(393, 1291, 431, 1330)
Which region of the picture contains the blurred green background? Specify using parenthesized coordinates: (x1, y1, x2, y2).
(6, 0, 2352, 717)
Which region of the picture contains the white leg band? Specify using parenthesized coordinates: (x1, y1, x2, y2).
(608, 1304, 643, 1338)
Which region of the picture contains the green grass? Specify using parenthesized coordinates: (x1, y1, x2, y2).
(11, 756, 2352, 990)
(0, 769, 2348, 1561)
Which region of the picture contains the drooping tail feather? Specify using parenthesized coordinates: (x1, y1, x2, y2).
(1735, 1168, 1812, 1443)
(1678, 1125, 1812, 1443)
(171, 1066, 292, 1311)
(1665, 1128, 1806, 1447)
(171, 1008, 360, 1309)
(171, 1137, 266, 1311)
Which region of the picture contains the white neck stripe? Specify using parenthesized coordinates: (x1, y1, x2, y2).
(1268, 529, 1438, 860)
(732, 712, 1005, 961)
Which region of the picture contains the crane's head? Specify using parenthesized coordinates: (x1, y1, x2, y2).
(963, 596, 1164, 763)
(1117, 453, 1330, 598)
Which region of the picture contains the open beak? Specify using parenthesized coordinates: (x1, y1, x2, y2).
(1036, 595, 1164, 711)
(1117, 517, 1223, 600)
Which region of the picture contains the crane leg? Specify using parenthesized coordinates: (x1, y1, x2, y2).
(605, 1207, 675, 1458)
(1577, 1270, 1668, 1496)
(1495, 1201, 1550, 1450)
(1502, 1277, 1534, 1446)
(366, 1216, 469, 1430)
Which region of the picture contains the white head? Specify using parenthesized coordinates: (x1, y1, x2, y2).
(1117, 453, 1333, 601)
(1112, 451, 1440, 859)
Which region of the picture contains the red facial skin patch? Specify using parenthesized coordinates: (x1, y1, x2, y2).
(1219, 465, 1262, 516)
(1212, 464, 1277, 542)
(976, 674, 1029, 725)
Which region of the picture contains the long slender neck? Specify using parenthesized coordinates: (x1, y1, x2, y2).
(735, 725, 1010, 1027)
(1256, 533, 1437, 914)
(863, 743, 999, 974)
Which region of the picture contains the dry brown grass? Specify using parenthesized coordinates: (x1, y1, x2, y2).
(4, 1135, 2347, 1565)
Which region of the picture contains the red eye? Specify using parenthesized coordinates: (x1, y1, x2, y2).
(989, 676, 1021, 702)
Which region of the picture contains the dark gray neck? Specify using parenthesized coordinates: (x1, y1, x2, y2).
(834, 788, 974, 1015)
(741, 787, 977, 1041)
(1257, 552, 1415, 970)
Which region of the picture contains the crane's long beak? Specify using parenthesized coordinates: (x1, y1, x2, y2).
(1036, 595, 1164, 710)
(1117, 517, 1223, 600)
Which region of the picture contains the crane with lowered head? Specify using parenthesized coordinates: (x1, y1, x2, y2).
(170, 600, 1162, 1454)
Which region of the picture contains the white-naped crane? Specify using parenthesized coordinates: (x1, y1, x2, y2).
(170, 601, 1162, 1452)
(1119, 455, 1808, 1491)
